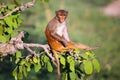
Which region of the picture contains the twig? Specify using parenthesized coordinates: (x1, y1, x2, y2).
(0, 0, 35, 19)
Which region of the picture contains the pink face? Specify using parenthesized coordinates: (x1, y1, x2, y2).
(56, 10, 68, 23)
(58, 15, 66, 23)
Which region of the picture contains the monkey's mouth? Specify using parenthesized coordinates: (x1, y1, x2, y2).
(60, 19, 65, 23)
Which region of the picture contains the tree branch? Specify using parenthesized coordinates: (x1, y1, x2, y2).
(0, 31, 56, 65)
(0, 0, 35, 19)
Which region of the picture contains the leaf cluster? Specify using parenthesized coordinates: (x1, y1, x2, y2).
(12, 51, 53, 80)
(0, 4, 23, 43)
(59, 50, 100, 80)
(12, 50, 100, 80)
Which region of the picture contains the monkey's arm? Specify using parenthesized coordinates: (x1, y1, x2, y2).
(63, 26, 70, 41)
(51, 32, 68, 47)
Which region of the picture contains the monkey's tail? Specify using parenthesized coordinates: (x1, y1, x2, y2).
(52, 50, 61, 80)
(75, 43, 99, 50)
(67, 41, 99, 50)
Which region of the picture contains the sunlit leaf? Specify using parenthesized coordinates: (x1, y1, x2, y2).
(12, 67, 18, 80)
(8, 5, 15, 10)
(83, 60, 93, 74)
(33, 57, 38, 63)
(85, 51, 95, 58)
(43, 54, 49, 63)
(4, 27, 13, 34)
(20, 60, 26, 65)
(11, 31, 18, 37)
(13, 19, 18, 28)
(82, 53, 88, 59)
(47, 61, 53, 72)
(59, 55, 66, 66)
(69, 71, 76, 80)
(74, 49, 80, 54)
(16, 17, 23, 26)
(0, 35, 6, 43)
(25, 62, 31, 72)
(18, 71, 23, 80)
(92, 58, 100, 72)
(0, 26, 3, 35)
(67, 56, 75, 71)
(16, 51, 21, 58)
(34, 63, 41, 72)
(4, 15, 13, 27)
(62, 72, 68, 80)
(22, 66, 28, 77)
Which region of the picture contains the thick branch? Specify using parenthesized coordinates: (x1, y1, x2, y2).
(0, 31, 56, 65)
(0, 0, 35, 19)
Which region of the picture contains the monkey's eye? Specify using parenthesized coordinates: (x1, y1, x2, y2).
(59, 14, 66, 16)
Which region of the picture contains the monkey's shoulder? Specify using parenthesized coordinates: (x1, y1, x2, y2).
(46, 18, 58, 29)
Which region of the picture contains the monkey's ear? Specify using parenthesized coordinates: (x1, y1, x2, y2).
(55, 10, 58, 15)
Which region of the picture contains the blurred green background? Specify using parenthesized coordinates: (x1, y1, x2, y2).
(0, 0, 120, 80)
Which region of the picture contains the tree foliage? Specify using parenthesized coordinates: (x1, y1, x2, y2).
(0, 0, 100, 80)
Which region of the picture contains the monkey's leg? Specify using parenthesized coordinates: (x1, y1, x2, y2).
(52, 50, 61, 80)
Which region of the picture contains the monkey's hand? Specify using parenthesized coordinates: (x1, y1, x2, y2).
(61, 39, 68, 47)
(51, 33, 68, 47)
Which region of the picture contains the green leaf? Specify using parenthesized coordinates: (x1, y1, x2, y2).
(92, 58, 100, 72)
(22, 66, 28, 77)
(79, 62, 84, 72)
(18, 71, 23, 80)
(10, 56, 13, 61)
(82, 53, 88, 59)
(16, 17, 23, 26)
(11, 30, 18, 37)
(8, 5, 15, 10)
(15, 58, 20, 64)
(13, 19, 18, 28)
(0, 26, 3, 35)
(20, 60, 26, 65)
(33, 57, 38, 63)
(25, 62, 31, 72)
(62, 72, 68, 80)
(74, 49, 80, 54)
(12, 67, 18, 80)
(4, 15, 13, 27)
(0, 35, 6, 43)
(69, 71, 76, 80)
(83, 60, 93, 74)
(18, 66, 23, 79)
(43, 55, 49, 63)
(4, 27, 13, 34)
(34, 63, 41, 72)
(47, 61, 53, 72)
(67, 56, 75, 71)
(16, 51, 21, 58)
(85, 51, 95, 58)
(3, 34, 10, 42)
(59, 55, 66, 66)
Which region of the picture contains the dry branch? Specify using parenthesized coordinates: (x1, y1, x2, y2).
(0, 0, 35, 19)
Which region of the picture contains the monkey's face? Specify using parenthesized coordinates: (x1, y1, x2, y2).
(55, 10, 68, 23)
(58, 15, 66, 23)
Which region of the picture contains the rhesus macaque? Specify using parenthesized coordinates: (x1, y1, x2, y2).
(45, 9, 98, 79)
